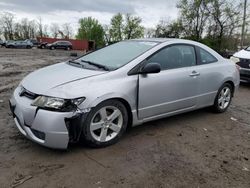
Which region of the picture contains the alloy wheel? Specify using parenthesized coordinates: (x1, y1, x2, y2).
(218, 86, 231, 110)
(90, 106, 123, 142)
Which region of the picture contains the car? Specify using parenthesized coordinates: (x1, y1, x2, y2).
(0, 40, 4, 47)
(6, 40, 33, 49)
(9, 38, 240, 149)
(1, 40, 12, 47)
(25, 39, 39, 46)
(47, 41, 72, 50)
(230, 46, 250, 83)
(37, 42, 48, 49)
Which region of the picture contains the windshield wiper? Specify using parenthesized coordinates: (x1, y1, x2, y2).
(81, 60, 109, 71)
(68, 60, 84, 68)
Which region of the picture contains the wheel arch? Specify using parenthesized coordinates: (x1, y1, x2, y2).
(224, 80, 235, 96)
(86, 94, 135, 129)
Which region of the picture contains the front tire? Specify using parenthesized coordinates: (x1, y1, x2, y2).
(212, 83, 233, 113)
(81, 100, 128, 147)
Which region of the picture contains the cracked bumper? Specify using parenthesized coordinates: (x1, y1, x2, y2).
(9, 87, 76, 149)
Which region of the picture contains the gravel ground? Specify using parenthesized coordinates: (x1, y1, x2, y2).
(0, 48, 249, 188)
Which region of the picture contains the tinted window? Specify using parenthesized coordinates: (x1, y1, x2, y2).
(146, 45, 196, 70)
(198, 47, 217, 64)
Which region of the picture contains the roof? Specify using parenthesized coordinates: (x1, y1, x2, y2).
(131, 38, 174, 43)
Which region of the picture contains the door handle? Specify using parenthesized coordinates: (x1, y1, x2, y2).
(189, 71, 200, 77)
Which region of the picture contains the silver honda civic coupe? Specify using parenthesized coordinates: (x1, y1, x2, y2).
(9, 38, 240, 149)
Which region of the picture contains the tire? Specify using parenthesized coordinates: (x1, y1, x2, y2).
(51, 46, 55, 50)
(81, 100, 128, 147)
(66, 47, 70, 51)
(26, 45, 31, 49)
(212, 83, 233, 113)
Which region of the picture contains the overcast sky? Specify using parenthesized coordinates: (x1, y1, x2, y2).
(0, 0, 178, 31)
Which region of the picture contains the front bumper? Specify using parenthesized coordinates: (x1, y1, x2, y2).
(9, 86, 78, 149)
(239, 68, 250, 83)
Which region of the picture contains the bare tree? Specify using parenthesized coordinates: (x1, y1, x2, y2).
(0, 12, 15, 40)
(50, 23, 59, 38)
(37, 16, 44, 38)
(62, 23, 73, 38)
(103, 24, 112, 45)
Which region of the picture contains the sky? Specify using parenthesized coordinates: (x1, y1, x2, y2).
(0, 0, 179, 32)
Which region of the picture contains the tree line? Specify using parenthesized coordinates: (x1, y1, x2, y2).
(0, 0, 249, 52)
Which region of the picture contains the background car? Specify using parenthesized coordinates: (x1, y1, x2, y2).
(25, 39, 39, 46)
(230, 46, 250, 82)
(47, 41, 72, 50)
(0, 41, 8, 47)
(6, 40, 33, 49)
(37, 42, 48, 49)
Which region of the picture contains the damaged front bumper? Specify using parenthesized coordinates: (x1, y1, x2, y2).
(9, 86, 88, 149)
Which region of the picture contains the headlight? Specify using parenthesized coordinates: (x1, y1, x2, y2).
(31, 96, 85, 111)
(230, 56, 240, 63)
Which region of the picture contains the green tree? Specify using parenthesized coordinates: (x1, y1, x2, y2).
(76, 17, 105, 47)
(155, 19, 184, 38)
(177, 0, 210, 41)
(109, 13, 124, 42)
(124, 14, 144, 39)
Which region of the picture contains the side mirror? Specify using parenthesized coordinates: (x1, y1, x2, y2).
(140, 63, 161, 74)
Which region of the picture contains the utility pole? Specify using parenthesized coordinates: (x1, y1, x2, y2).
(241, 0, 247, 48)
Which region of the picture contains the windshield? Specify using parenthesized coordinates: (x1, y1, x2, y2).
(245, 46, 250, 51)
(78, 41, 159, 70)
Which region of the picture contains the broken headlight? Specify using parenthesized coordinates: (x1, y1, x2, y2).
(31, 96, 85, 112)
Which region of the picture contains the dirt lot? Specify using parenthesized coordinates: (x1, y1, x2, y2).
(0, 48, 249, 188)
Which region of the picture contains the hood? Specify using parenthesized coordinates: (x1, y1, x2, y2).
(234, 49, 250, 59)
(22, 62, 105, 95)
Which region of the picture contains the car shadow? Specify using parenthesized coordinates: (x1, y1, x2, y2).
(25, 106, 224, 154)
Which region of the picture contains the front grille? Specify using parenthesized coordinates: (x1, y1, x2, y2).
(19, 87, 38, 99)
(237, 58, 250, 69)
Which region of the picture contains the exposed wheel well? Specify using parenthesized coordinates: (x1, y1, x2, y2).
(224, 81, 235, 96)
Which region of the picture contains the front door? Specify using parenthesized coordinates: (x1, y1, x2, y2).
(138, 44, 200, 119)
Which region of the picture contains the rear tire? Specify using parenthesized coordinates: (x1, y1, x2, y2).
(212, 83, 233, 113)
(80, 100, 128, 148)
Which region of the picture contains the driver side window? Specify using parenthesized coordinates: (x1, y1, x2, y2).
(146, 45, 196, 70)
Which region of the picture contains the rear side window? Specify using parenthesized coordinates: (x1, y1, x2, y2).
(198, 47, 217, 64)
(146, 45, 196, 70)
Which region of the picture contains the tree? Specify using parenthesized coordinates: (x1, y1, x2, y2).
(177, 0, 210, 41)
(123, 14, 144, 39)
(103, 24, 112, 44)
(205, 0, 242, 51)
(109, 13, 124, 42)
(37, 16, 44, 38)
(62, 23, 73, 39)
(144, 28, 156, 38)
(0, 12, 15, 40)
(50, 23, 60, 38)
(76, 17, 105, 47)
(155, 19, 184, 38)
